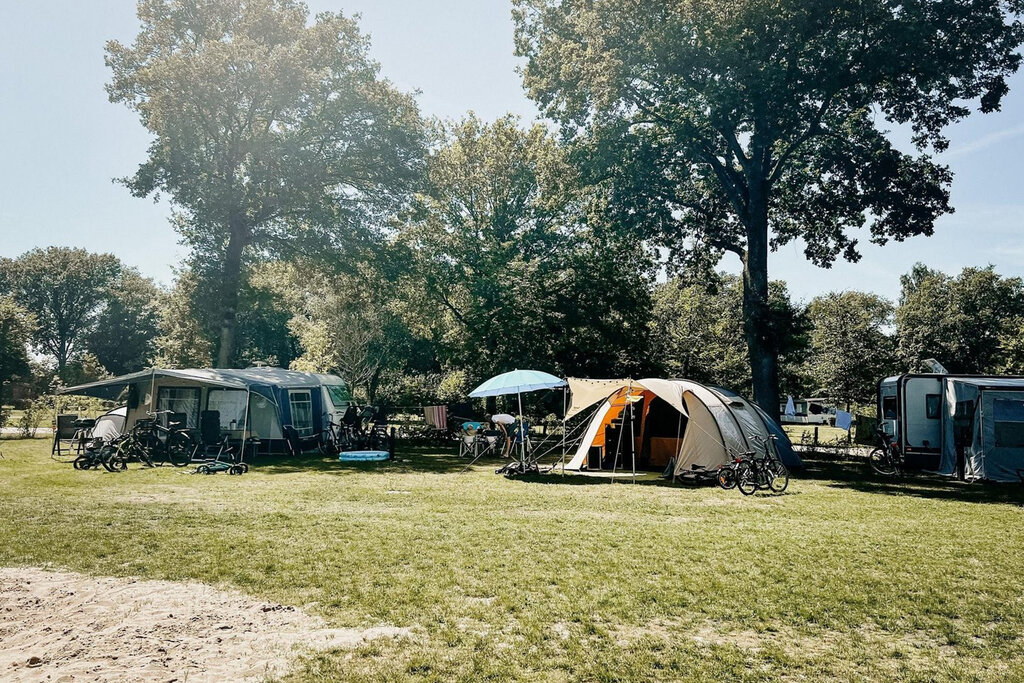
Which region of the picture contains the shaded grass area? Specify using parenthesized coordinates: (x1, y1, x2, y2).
(2, 441, 1024, 681)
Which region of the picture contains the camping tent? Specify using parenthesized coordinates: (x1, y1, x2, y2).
(59, 368, 351, 453)
(564, 378, 802, 475)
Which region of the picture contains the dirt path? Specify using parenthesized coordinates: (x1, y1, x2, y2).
(0, 567, 412, 682)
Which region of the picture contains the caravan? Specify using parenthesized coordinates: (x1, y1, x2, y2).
(59, 367, 352, 454)
(878, 373, 1024, 481)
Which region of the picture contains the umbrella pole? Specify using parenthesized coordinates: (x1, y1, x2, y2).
(517, 390, 525, 468)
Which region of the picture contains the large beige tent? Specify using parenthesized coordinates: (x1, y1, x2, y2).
(564, 378, 802, 475)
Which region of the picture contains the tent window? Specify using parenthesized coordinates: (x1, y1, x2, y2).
(325, 385, 350, 408)
(207, 389, 247, 431)
(882, 396, 897, 419)
(289, 390, 314, 436)
(156, 387, 200, 428)
(993, 398, 1024, 448)
(925, 394, 941, 420)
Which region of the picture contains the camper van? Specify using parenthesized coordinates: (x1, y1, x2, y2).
(878, 373, 1024, 481)
(778, 397, 837, 425)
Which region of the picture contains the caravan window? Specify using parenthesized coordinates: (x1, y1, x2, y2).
(156, 387, 200, 428)
(993, 398, 1024, 448)
(289, 390, 314, 436)
(882, 396, 897, 419)
(325, 385, 351, 408)
(207, 389, 247, 431)
(925, 394, 941, 420)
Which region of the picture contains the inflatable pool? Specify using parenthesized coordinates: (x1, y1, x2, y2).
(338, 450, 390, 462)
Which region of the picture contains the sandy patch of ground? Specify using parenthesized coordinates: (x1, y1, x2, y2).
(0, 567, 412, 682)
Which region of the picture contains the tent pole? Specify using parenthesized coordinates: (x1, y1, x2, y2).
(149, 369, 156, 418)
(631, 389, 636, 484)
(672, 411, 683, 483)
(612, 382, 630, 484)
(560, 386, 567, 476)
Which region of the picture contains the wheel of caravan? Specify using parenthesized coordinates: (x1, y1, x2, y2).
(868, 448, 896, 476)
(736, 461, 758, 496)
(167, 432, 193, 468)
(767, 460, 789, 493)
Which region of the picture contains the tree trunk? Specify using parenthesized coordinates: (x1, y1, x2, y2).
(742, 183, 781, 420)
(216, 215, 249, 369)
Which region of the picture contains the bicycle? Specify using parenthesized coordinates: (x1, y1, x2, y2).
(868, 427, 903, 476)
(735, 434, 789, 495)
(73, 437, 126, 472)
(116, 412, 194, 467)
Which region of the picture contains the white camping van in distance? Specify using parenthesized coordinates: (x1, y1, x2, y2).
(778, 397, 837, 425)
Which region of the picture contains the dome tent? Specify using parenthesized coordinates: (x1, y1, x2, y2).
(563, 378, 802, 475)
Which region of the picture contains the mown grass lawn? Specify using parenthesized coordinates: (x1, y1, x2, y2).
(2, 438, 1024, 682)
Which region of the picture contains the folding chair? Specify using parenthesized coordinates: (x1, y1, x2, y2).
(194, 410, 232, 460)
(458, 422, 483, 458)
(51, 414, 80, 458)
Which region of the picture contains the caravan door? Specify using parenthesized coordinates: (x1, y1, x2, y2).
(900, 376, 943, 469)
(979, 390, 1024, 482)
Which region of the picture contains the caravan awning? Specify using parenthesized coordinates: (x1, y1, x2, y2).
(59, 369, 250, 400)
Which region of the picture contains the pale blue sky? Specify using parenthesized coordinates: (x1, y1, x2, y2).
(2, 1, 1023, 303)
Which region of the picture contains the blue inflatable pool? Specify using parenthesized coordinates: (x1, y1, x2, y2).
(338, 450, 390, 462)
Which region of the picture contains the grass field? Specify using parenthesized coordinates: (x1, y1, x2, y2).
(2, 439, 1024, 682)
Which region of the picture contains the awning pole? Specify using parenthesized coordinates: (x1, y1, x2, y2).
(242, 387, 251, 461)
(631, 389, 637, 484)
(518, 390, 525, 467)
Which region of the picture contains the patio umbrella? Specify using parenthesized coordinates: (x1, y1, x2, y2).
(469, 370, 567, 465)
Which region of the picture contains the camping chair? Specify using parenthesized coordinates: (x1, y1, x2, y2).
(51, 414, 80, 459)
(194, 410, 232, 461)
(458, 422, 483, 458)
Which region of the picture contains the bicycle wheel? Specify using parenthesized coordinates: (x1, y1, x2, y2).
(73, 454, 90, 470)
(717, 465, 737, 490)
(767, 460, 789, 493)
(166, 432, 194, 467)
(868, 447, 896, 476)
(736, 461, 758, 495)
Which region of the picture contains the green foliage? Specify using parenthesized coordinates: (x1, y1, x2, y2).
(514, 0, 1024, 412)
(650, 274, 807, 395)
(107, 0, 427, 366)
(0, 247, 121, 372)
(151, 270, 215, 369)
(83, 267, 161, 375)
(398, 114, 656, 382)
(804, 291, 896, 405)
(0, 295, 36, 398)
(896, 264, 1024, 374)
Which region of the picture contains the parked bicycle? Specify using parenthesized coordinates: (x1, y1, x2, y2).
(73, 437, 126, 472)
(868, 427, 903, 476)
(733, 434, 789, 495)
(115, 411, 193, 467)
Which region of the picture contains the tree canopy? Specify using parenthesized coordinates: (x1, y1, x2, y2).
(0, 247, 121, 374)
(514, 0, 1024, 415)
(107, 0, 426, 367)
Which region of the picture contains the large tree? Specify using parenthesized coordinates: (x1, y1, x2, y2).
(804, 291, 896, 406)
(107, 0, 425, 367)
(83, 268, 162, 375)
(0, 247, 121, 373)
(897, 264, 1024, 373)
(398, 114, 655, 381)
(514, 0, 1024, 416)
(0, 296, 36, 402)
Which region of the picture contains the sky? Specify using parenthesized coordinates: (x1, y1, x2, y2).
(2, 1, 1023, 303)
